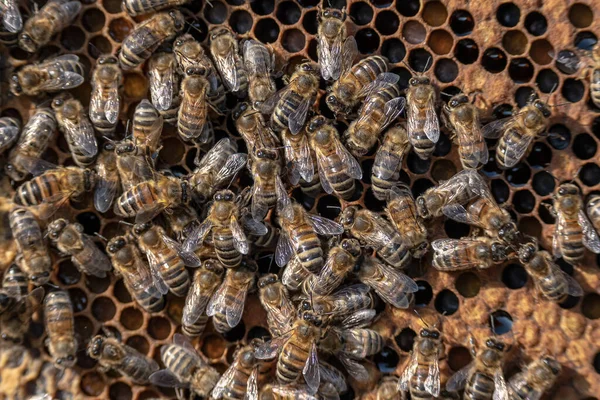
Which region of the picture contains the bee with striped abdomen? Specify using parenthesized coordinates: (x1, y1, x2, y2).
(207, 259, 256, 333)
(398, 326, 444, 399)
(0, 264, 29, 307)
(243, 39, 276, 108)
(90, 54, 122, 137)
(88, 332, 159, 384)
(281, 126, 321, 198)
(182, 258, 224, 337)
(446, 337, 508, 400)
(306, 116, 362, 200)
(248, 147, 282, 221)
(9, 206, 52, 285)
(233, 102, 280, 152)
(122, 0, 189, 16)
(119, 10, 184, 70)
(52, 92, 98, 167)
(309, 284, 374, 319)
(164, 204, 200, 242)
(115, 139, 154, 192)
(432, 237, 510, 271)
(178, 66, 211, 143)
(508, 356, 561, 400)
(148, 51, 181, 125)
(0, 117, 20, 155)
(132, 99, 162, 154)
(357, 258, 418, 309)
(442, 93, 488, 169)
(18, 0, 81, 53)
(317, 5, 357, 81)
(371, 125, 411, 201)
(106, 234, 165, 313)
(10, 54, 85, 97)
(212, 341, 262, 400)
(46, 218, 112, 278)
(209, 26, 248, 96)
(406, 76, 440, 160)
(44, 291, 77, 369)
(282, 256, 311, 292)
(552, 183, 600, 265)
(94, 142, 121, 213)
(258, 274, 295, 337)
(386, 184, 428, 258)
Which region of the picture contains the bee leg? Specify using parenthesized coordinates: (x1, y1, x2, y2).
(540, 202, 557, 217)
(468, 336, 478, 357)
(97, 364, 111, 373)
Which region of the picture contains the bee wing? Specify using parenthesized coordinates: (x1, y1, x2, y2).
(425, 355, 441, 397)
(462, 112, 489, 165)
(340, 309, 376, 329)
(230, 214, 249, 255)
(275, 229, 294, 267)
(382, 97, 407, 129)
(374, 145, 407, 181)
(215, 48, 240, 92)
(149, 369, 187, 388)
(442, 204, 477, 224)
(134, 203, 166, 224)
(333, 135, 362, 179)
(555, 52, 583, 71)
(57, 1, 82, 23)
(275, 175, 293, 219)
(215, 153, 248, 186)
(493, 370, 509, 400)
(283, 133, 314, 183)
(149, 66, 174, 112)
(306, 213, 344, 236)
(2, 2, 22, 32)
(241, 212, 268, 235)
(183, 219, 213, 254)
(206, 280, 226, 317)
(183, 278, 216, 326)
(80, 235, 112, 276)
(356, 73, 400, 99)
(340, 36, 358, 75)
(318, 32, 340, 80)
(432, 238, 489, 270)
(196, 138, 235, 169)
(212, 358, 239, 399)
(424, 97, 440, 143)
(38, 69, 84, 92)
(145, 250, 170, 295)
(257, 87, 289, 114)
(319, 363, 347, 394)
(339, 356, 369, 382)
(244, 367, 259, 400)
(579, 210, 600, 253)
(497, 132, 534, 169)
(161, 232, 201, 267)
(553, 214, 563, 259)
(288, 97, 312, 135)
(251, 183, 270, 221)
(398, 350, 418, 392)
(35, 191, 73, 220)
(360, 260, 418, 309)
(105, 85, 121, 124)
(254, 334, 289, 359)
(482, 117, 514, 139)
(0, 125, 19, 148)
(445, 362, 473, 392)
(17, 156, 58, 176)
(243, 40, 271, 74)
(315, 152, 335, 194)
(303, 341, 320, 394)
(66, 116, 98, 157)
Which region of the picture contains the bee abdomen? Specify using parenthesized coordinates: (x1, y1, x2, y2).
(119, 27, 161, 69)
(2, 264, 28, 296)
(163, 344, 196, 378)
(277, 342, 308, 384)
(161, 260, 189, 296)
(410, 126, 436, 160)
(496, 128, 525, 169)
(465, 373, 495, 400)
(352, 56, 388, 86)
(122, 0, 186, 16)
(559, 220, 584, 264)
(272, 92, 303, 133)
(459, 139, 486, 169)
(182, 315, 208, 337)
(591, 69, 600, 107)
(14, 174, 60, 206)
(115, 183, 158, 217)
(300, 174, 322, 198)
(213, 229, 241, 268)
(0, 28, 18, 46)
(250, 223, 277, 248)
(293, 227, 323, 274)
(213, 312, 231, 333)
(372, 156, 400, 201)
(410, 363, 436, 399)
(378, 240, 410, 268)
(133, 287, 165, 313)
(45, 291, 74, 337)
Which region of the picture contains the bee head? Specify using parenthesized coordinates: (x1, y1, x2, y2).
(341, 238, 361, 257)
(30, 271, 50, 285)
(448, 94, 469, 108)
(214, 189, 234, 202)
(412, 241, 429, 258)
(409, 76, 430, 86)
(203, 259, 224, 275)
(88, 335, 105, 358)
(339, 206, 357, 229)
(307, 115, 326, 133)
(490, 242, 508, 262)
(418, 328, 441, 353)
(103, 141, 116, 152)
(557, 183, 579, 197)
(133, 222, 152, 236)
(209, 26, 229, 41)
(18, 33, 37, 52)
(517, 241, 537, 263)
(55, 354, 76, 368)
(47, 219, 69, 240)
(415, 196, 430, 219)
(232, 102, 250, 120)
(116, 140, 135, 154)
(298, 62, 318, 74)
(98, 55, 118, 65)
(533, 99, 551, 118)
(185, 66, 207, 76)
(498, 222, 518, 244)
(169, 10, 185, 31)
(107, 236, 127, 254)
(485, 337, 506, 352)
(255, 148, 277, 160)
(302, 311, 323, 327)
(258, 273, 278, 289)
(10, 73, 23, 96)
(542, 356, 562, 376)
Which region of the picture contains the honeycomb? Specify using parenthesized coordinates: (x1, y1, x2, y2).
(1, 0, 600, 399)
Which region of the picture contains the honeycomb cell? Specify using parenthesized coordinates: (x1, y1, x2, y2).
(60, 26, 85, 51)
(86, 274, 111, 294)
(594, 353, 600, 373)
(428, 29, 453, 55)
(222, 319, 246, 341)
(490, 310, 513, 335)
(513, 190, 535, 213)
(282, 29, 306, 53)
(573, 133, 597, 160)
(482, 47, 507, 73)
(81, 371, 105, 396)
(582, 294, 600, 319)
(68, 288, 88, 312)
(538, 200, 556, 224)
(76, 212, 101, 235)
(202, 334, 227, 359)
(444, 219, 470, 239)
(102, 0, 121, 13)
(255, 18, 280, 43)
(302, 9, 318, 34)
(508, 58, 534, 83)
(431, 159, 457, 182)
(439, 86, 461, 103)
(123, 73, 148, 99)
(414, 280, 433, 306)
(529, 39, 553, 65)
(532, 171, 556, 196)
(92, 296, 116, 322)
(502, 30, 527, 56)
(110, 382, 132, 400)
(403, 20, 426, 44)
(455, 272, 481, 298)
(554, 50, 580, 75)
(412, 178, 434, 197)
(316, 194, 341, 219)
(276, 1, 301, 25)
(496, 3, 520, 27)
(450, 9, 474, 36)
(297, 0, 319, 6)
(375, 10, 399, 35)
(126, 335, 150, 355)
(75, 315, 95, 344)
(82, 8, 106, 32)
(148, 316, 171, 339)
(547, 124, 571, 150)
(569, 3, 593, 28)
(536, 69, 559, 94)
(580, 163, 600, 186)
(350, 1, 373, 25)
(454, 38, 479, 64)
(371, 0, 393, 8)
(575, 31, 598, 50)
(524, 11, 547, 35)
(205, 1, 230, 22)
(120, 307, 143, 330)
(505, 163, 531, 186)
(519, 216, 542, 238)
(408, 48, 433, 72)
(109, 18, 133, 42)
(422, 1, 447, 27)
(562, 78, 585, 103)
(395, 327, 416, 351)
(527, 143, 552, 168)
(89, 36, 112, 59)
(230, 10, 253, 34)
(434, 59, 458, 83)
(448, 346, 472, 371)
(434, 289, 459, 315)
(356, 28, 380, 54)
(396, 0, 419, 17)
(393, 66, 412, 89)
(57, 260, 81, 286)
(502, 264, 528, 289)
(382, 38, 406, 63)
(407, 152, 430, 174)
(374, 346, 399, 372)
(247, 326, 271, 341)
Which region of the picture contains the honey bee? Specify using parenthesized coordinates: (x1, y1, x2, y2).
(306, 116, 362, 200)
(260, 62, 320, 134)
(130, 222, 195, 297)
(113, 172, 190, 223)
(87, 332, 159, 384)
(90, 55, 122, 137)
(115, 139, 154, 192)
(122, 0, 188, 16)
(119, 10, 185, 70)
(325, 55, 391, 116)
(508, 356, 561, 400)
(442, 93, 488, 169)
(552, 183, 600, 265)
(46, 218, 112, 278)
(207, 259, 256, 333)
(303, 238, 361, 297)
(258, 274, 295, 337)
(339, 206, 410, 269)
(5, 107, 56, 181)
(357, 258, 417, 309)
(0, 0, 22, 34)
(0, 264, 29, 303)
(249, 147, 283, 221)
(415, 169, 486, 219)
(189, 138, 247, 204)
(0, 117, 20, 155)
(164, 203, 200, 242)
(182, 258, 224, 337)
(398, 326, 444, 399)
(371, 125, 411, 201)
(177, 67, 212, 143)
(276, 195, 343, 274)
(386, 184, 428, 258)
(309, 284, 373, 318)
(52, 93, 98, 167)
(406, 76, 440, 160)
(243, 39, 276, 108)
(132, 99, 162, 153)
(432, 237, 511, 271)
(344, 80, 405, 157)
(94, 142, 120, 213)
(18, 0, 81, 52)
(233, 102, 281, 151)
(212, 341, 262, 400)
(150, 333, 220, 398)
(13, 164, 96, 217)
(282, 256, 311, 292)
(482, 96, 551, 169)
(10, 54, 85, 97)
(587, 45, 600, 108)
(209, 26, 248, 95)
(264, 383, 338, 400)
(148, 51, 181, 125)
(280, 127, 321, 198)
(317, 6, 357, 81)
(446, 337, 508, 400)
(44, 291, 77, 369)
(9, 206, 52, 285)
(106, 234, 165, 313)
(376, 376, 402, 400)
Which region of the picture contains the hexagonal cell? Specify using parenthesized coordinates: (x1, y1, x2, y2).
(109, 382, 132, 400)
(57, 260, 82, 286)
(496, 2, 520, 27)
(547, 124, 571, 150)
(86, 274, 111, 294)
(204, 1, 228, 24)
(422, 1, 447, 26)
(518, 216, 542, 238)
(513, 190, 535, 214)
(562, 78, 585, 103)
(434, 289, 459, 315)
(255, 18, 280, 43)
(282, 29, 306, 53)
(529, 39, 553, 65)
(508, 58, 534, 83)
(428, 29, 453, 55)
(76, 212, 101, 235)
(448, 346, 472, 371)
(92, 296, 116, 322)
(489, 309, 513, 335)
(109, 18, 134, 43)
(434, 59, 458, 83)
(568, 3, 593, 28)
(123, 73, 148, 99)
(414, 280, 433, 307)
(82, 8, 106, 32)
(573, 133, 597, 160)
(580, 163, 600, 187)
(355, 28, 380, 53)
(159, 137, 186, 165)
(502, 30, 527, 56)
(102, 0, 121, 13)
(230, 10, 253, 34)
(350, 1, 373, 25)
(502, 264, 528, 289)
(276, 1, 301, 25)
(120, 307, 143, 330)
(60, 26, 85, 51)
(532, 171, 556, 196)
(536, 69, 559, 94)
(431, 159, 456, 182)
(375, 10, 400, 35)
(408, 48, 433, 72)
(374, 346, 399, 373)
(402, 20, 426, 45)
(524, 11, 547, 35)
(75, 315, 95, 345)
(582, 294, 600, 319)
(450, 9, 474, 36)
(148, 316, 171, 339)
(482, 47, 507, 73)
(505, 163, 531, 186)
(455, 272, 481, 298)
(88, 36, 112, 59)
(80, 371, 105, 396)
(574, 31, 598, 50)
(382, 38, 406, 63)
(396, 0, 419, 17)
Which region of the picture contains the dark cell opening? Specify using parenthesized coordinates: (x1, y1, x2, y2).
(594, 353, 600, 374)
(251, 0, 274, 15)
(317, 195, 342, 219)
(92, 297, 116, 322)
(396, 0, 420, 16)
(302, 10, 318, 34)
(120, 307, 143, 330)
(450, 10, 474, 36)
(448, 346, 472, 371)
(524, 11, 547, 35)
(69, 288, 88, 312)
(355, 28, 380, 54)
(515, 86, 536, 108)
(575, 31, 598, 50)
(113, 279, 132, 303)
(494, 104, 514, 120)
(109, 382, 132, 400)
(308, 39, 318, 62)
(247, 326, 271, 341)
(361, 159, 374, 184)
(414, 280, 433, 306)
(513, 190, 536, 213)
(350, 1, 373, 25)
(86, 274, 111, 294)
(532, 171, 556, 195)
(491, 179, 510, 204)
(374, 346, 399, 373)
(276, 1, 301, 24)
(433, 132, 452, 156)
(505, 163, 531, 186)
(439, 86, 462, 103)
(496, 3, 520, 27)
(282, 29, 306, 53)
(412, 178, 434, 197)
(490, 310, 513, 335)
(403, 21, 426, 44)
(255, 18, 280, 43)
(594, 117, 600, 140)
(76, 212, 101, 235)
(349, 180, 364, 201)
(82, 8, 105, 32)
(562, 78, 585, 103)
(434, 289, 459, 315)
(297, 0, 319, 6)
(526, 142, 552, 168)
(392, 67, 412, 91)
(422, 1, 447, 26)
(482, 48, 507, 73)
(434, 59, 458, 83)
(230, 10, 253, 34)
(455, 272, 481, 298)
(382, 38, 406, 63)
(536, 69, 559, 94)
(444, 219, 470, 238)
(547, 124, 571, 150)
(519, 216, 542, 238)
(340, 387, 355, 400)
(204, 1, 227, 24)
(573, 133, 597, 160)
(395, 328, 416, 351)
(502, 264, 528, 289)
(454, 38, 479, 64)
(530, 39, 553, 65)
(582, 294, 600, 319)
(58, 261, 81, 286)
(569, 3, 594, 28)
(88, 36, 112, 59)
(502, 30, 527, 55)
(221, 320, 246, 341)
(508, 58, 534, 83)
(108, 18, 133, 43)
(409, 48, 434, 72)
(431, 159, 457, 182)
(407, 152, 431, 174)
(364, 187, 386, 212)
(375, 10, 399, 35)
(580, 163, 600, 186)
(538, 200, 556, 224)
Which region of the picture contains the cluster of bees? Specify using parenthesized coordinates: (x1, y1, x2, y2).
(1, 0, 600, 399)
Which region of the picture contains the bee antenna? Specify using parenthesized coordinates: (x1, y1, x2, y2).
(490, 314, 497, 336)
(549, 102, 571, 108)
(88, 41, 101, 56)
(119, 221, 134, 226)
(423, 55, 432, 73)
(185, 20, 203, 35)
(94, 232, 108, 242)
(400, 60, 416, 74)
(102, 136, 115, 144)
(439, 91, 454, 98)
(414, 309, 429, 327)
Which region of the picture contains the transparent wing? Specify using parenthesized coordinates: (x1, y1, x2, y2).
(0, 125, 19, 150)
(17, 156, 59, 177)
(315, 152, 335, 194)
(424, 97, 440, 143)
(38, 68, 84, 92)
(431, 238, 490, 270)
(161, 232, 201, 267)
(35, 191, 73, 220)
(63, 116, 98, 157)
(288, 97, 312, 135)
(482, 117, 514, 139)
(425, 355, 441, 397)
(251, 180, 271, 221)
(2, 1, 22, 32)
(340, 309, 376, 329)
(149, 369, 187, 388)
(254, 334, 289, 359)
(145, 250, 170, 295)
(212, 359, 238, 399)
(173, 333, 206, 364)
(215, 153, 248, 186)
(398, 350, 418, 392)
(241, 212, 268, 235)
(579, 210, 600, 253)
(498, 133, 534, 169)
(206, 281, 227, 317)
(133, 203, 166, 224)
(182, 278, 216, 326)
(182, 219, 212, 254)
(493, 370, 509, 400)
(196, 138, 235, 170)
(382, 97, 406, 129)
(57, 1, 82, 23)
(283, 132, 314, 183)
(80, 235, 112, 275)
(359, 260, 418, 309)
(553, 214, 564, 259)
(215, 49, 239, 92)
(244, 367, 259, 400)
(276, 175, 293, 221)
(357, 73, 400, 99)
(303, 342, 320, 394)
(306, 213, 344, 235)
(339, 356, 369, 382)
(105, 85, 120, 124)
(257, 86, 289, 114)
(318, 32, 337, 80)
(340, 36, 358, 75)
(333, 135, 362, 179)
(275, 230, 294, 267)
(243, 40, 272, 75)
(230, 214, 249, 255)
(373, 141, 408, 181)
(94, 176, 119, 213)
(149, 65, 174, 112)
(446, 362, 473, 392)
